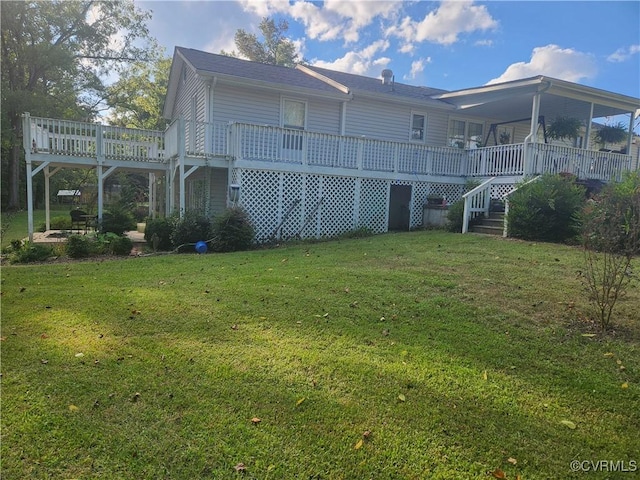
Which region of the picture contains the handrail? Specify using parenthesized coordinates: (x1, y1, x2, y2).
(502, 175, 542, 237)
(461, 176, 496, 233)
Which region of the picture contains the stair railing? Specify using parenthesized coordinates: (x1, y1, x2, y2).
(461, 177, 497, 233)
(502, 175, 542, 237)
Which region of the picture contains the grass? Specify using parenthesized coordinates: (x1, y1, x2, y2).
(1, 206, 71, 248)
(2, 231, 639, 479)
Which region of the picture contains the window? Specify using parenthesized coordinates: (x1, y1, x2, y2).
(282, 98, 306, 150)
(448, 119, 484, 149)
(411, 113, 426, 142)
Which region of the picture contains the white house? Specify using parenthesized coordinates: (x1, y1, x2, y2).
(23, 46, 640, 242)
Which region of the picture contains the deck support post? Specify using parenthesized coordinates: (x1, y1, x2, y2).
(524, 93, 542, 175)
(23, 113, 35, 242)
(178, 117, 186, 217)
(43, 166, 62, 231)
(96, 123, 105, 222)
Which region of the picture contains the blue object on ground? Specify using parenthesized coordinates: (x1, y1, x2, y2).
(195, 241, 207, 253)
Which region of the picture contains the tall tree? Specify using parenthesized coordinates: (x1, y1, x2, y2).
(106, 53, 171, 131)
(1, 0, 155, 210)
(222, 17, 301, 67)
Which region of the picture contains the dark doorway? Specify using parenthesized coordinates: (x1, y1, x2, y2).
(388, 184, 411, 231)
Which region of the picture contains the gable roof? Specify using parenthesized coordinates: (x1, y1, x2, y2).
(164, 47, 351, 117)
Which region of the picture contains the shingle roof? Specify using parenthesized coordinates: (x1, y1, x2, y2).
(303, 65, 449, 101)
(176, 47, 344, 94)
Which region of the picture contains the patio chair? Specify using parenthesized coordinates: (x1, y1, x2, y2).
(70, 209, 88, 233)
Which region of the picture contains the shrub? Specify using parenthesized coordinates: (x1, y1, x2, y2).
(66, 234, 91, 258)
(507, 174, 585, 243)
(171, 211, 212, 252)
(211, 207, 255, 252)
(580, 172, 640, 330)
(446, 181, 480, 233)
(144, 217, 174, 251)
(110, 235, 133, 256)
(99, 207, 135, 235)
(7, 240, 53, 263)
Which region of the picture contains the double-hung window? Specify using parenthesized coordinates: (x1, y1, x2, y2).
(282, 98, 306, 150)
(411, 112, 426, 142)
(448, 119, 484, 149)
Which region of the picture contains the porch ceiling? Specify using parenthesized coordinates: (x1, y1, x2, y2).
(434, 76, 640, 124)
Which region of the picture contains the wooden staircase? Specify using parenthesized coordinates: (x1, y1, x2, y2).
(469, 211, 505, 236)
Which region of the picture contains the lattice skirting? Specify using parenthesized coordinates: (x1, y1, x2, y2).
(231, 168, 467, 242)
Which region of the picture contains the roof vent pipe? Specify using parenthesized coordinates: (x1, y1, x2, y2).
(381, 69, 393, 86)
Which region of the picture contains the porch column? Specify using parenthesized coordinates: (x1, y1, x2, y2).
(148, 172, 155, 219)
(44, 166, 62, 231)
(524, 93, 542, 175)
(584, 103, 594, 150)
(627, 112, 634, 156)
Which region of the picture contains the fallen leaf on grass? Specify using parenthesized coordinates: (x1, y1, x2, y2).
(581, 333, 596, 337)
(507, 457, 517, 465)
(604, 352, 615, 357)
(560, 420, 576, 429)
(40, 333, 49, 339)
(251, 417, 261, 424)
(40, 359, 49, 364)
(398, 394, 406, 402)
(621, 382, 629, 389)
(296, 397, 306, 407)
(354, 439, 363, 450)
(75, 353, 84, 358)
(68, 404, 79, 412)
(483, 370, 488, 381)
(491, 468, 507, 479)
(362, 430, 372, 439)
(234, 463, 246, 472)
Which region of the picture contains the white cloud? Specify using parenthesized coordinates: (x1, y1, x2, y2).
(486, 44, 597, 85)
(311, 39, 391, 76)
(387, 0, 497, 46)
(474, 39, 493, 47)
(239, 0, 401, 44)
(404, 57, 432, 80)
(607, 44, 640, 63)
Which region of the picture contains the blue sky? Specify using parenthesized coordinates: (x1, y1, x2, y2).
(138, 0, 639, 100)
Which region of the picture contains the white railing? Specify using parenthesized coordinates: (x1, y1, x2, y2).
(502, 175, 542, 237)
(229, 123, 467, 176)
(467, 144, 524, 176)
(461, 177, 496, 233)
(528, 143, 632, 181)
(27, 114, 165, 163)
(26, 114, 634, 180)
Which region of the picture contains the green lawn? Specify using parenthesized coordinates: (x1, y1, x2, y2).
(1, 206, 71, 248)
(2, 232, 638, 479)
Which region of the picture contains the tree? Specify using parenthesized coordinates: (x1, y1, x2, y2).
(222, 17, 301, 67)
(106, 53, 171, 131)
(1, 0, 155, 210)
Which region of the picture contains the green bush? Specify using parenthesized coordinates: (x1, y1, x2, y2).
(6, 240, 53, 263)
(144, 217, 174, 251)
(99, 207, 135, 235)
(171, 211, 212, 252)
(446, 181, 480, 233)
(211, 207, 255, 252)
(110, 235, 133, 256)
(66, 234, 91, 258)
(507, 174, 585, 243)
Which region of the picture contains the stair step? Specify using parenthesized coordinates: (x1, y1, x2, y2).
(471, 224, 504, 235)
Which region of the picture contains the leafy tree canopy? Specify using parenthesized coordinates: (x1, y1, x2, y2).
(221, 17, 302, 67)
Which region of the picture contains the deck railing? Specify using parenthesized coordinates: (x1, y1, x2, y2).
(528, 143, 633, 181)
(26, 114, 635, 180)
(27, 115, 165, 163)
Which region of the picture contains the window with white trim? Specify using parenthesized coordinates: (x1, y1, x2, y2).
(448, 119, 484, 149)
(411, 112, 426, 142)
(282, 98, 306, 150)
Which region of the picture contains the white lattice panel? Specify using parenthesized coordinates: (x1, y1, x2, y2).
(318, 176, 356, 237)
(239, 170, 280, 242)
(430, 183, 465, 203)
(410, 182, 431, 228)
(359, 179, 389, 233)
(491, 182, 516, 199)
(279, 173, 304, 240)
(300, 175, 320, 238)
